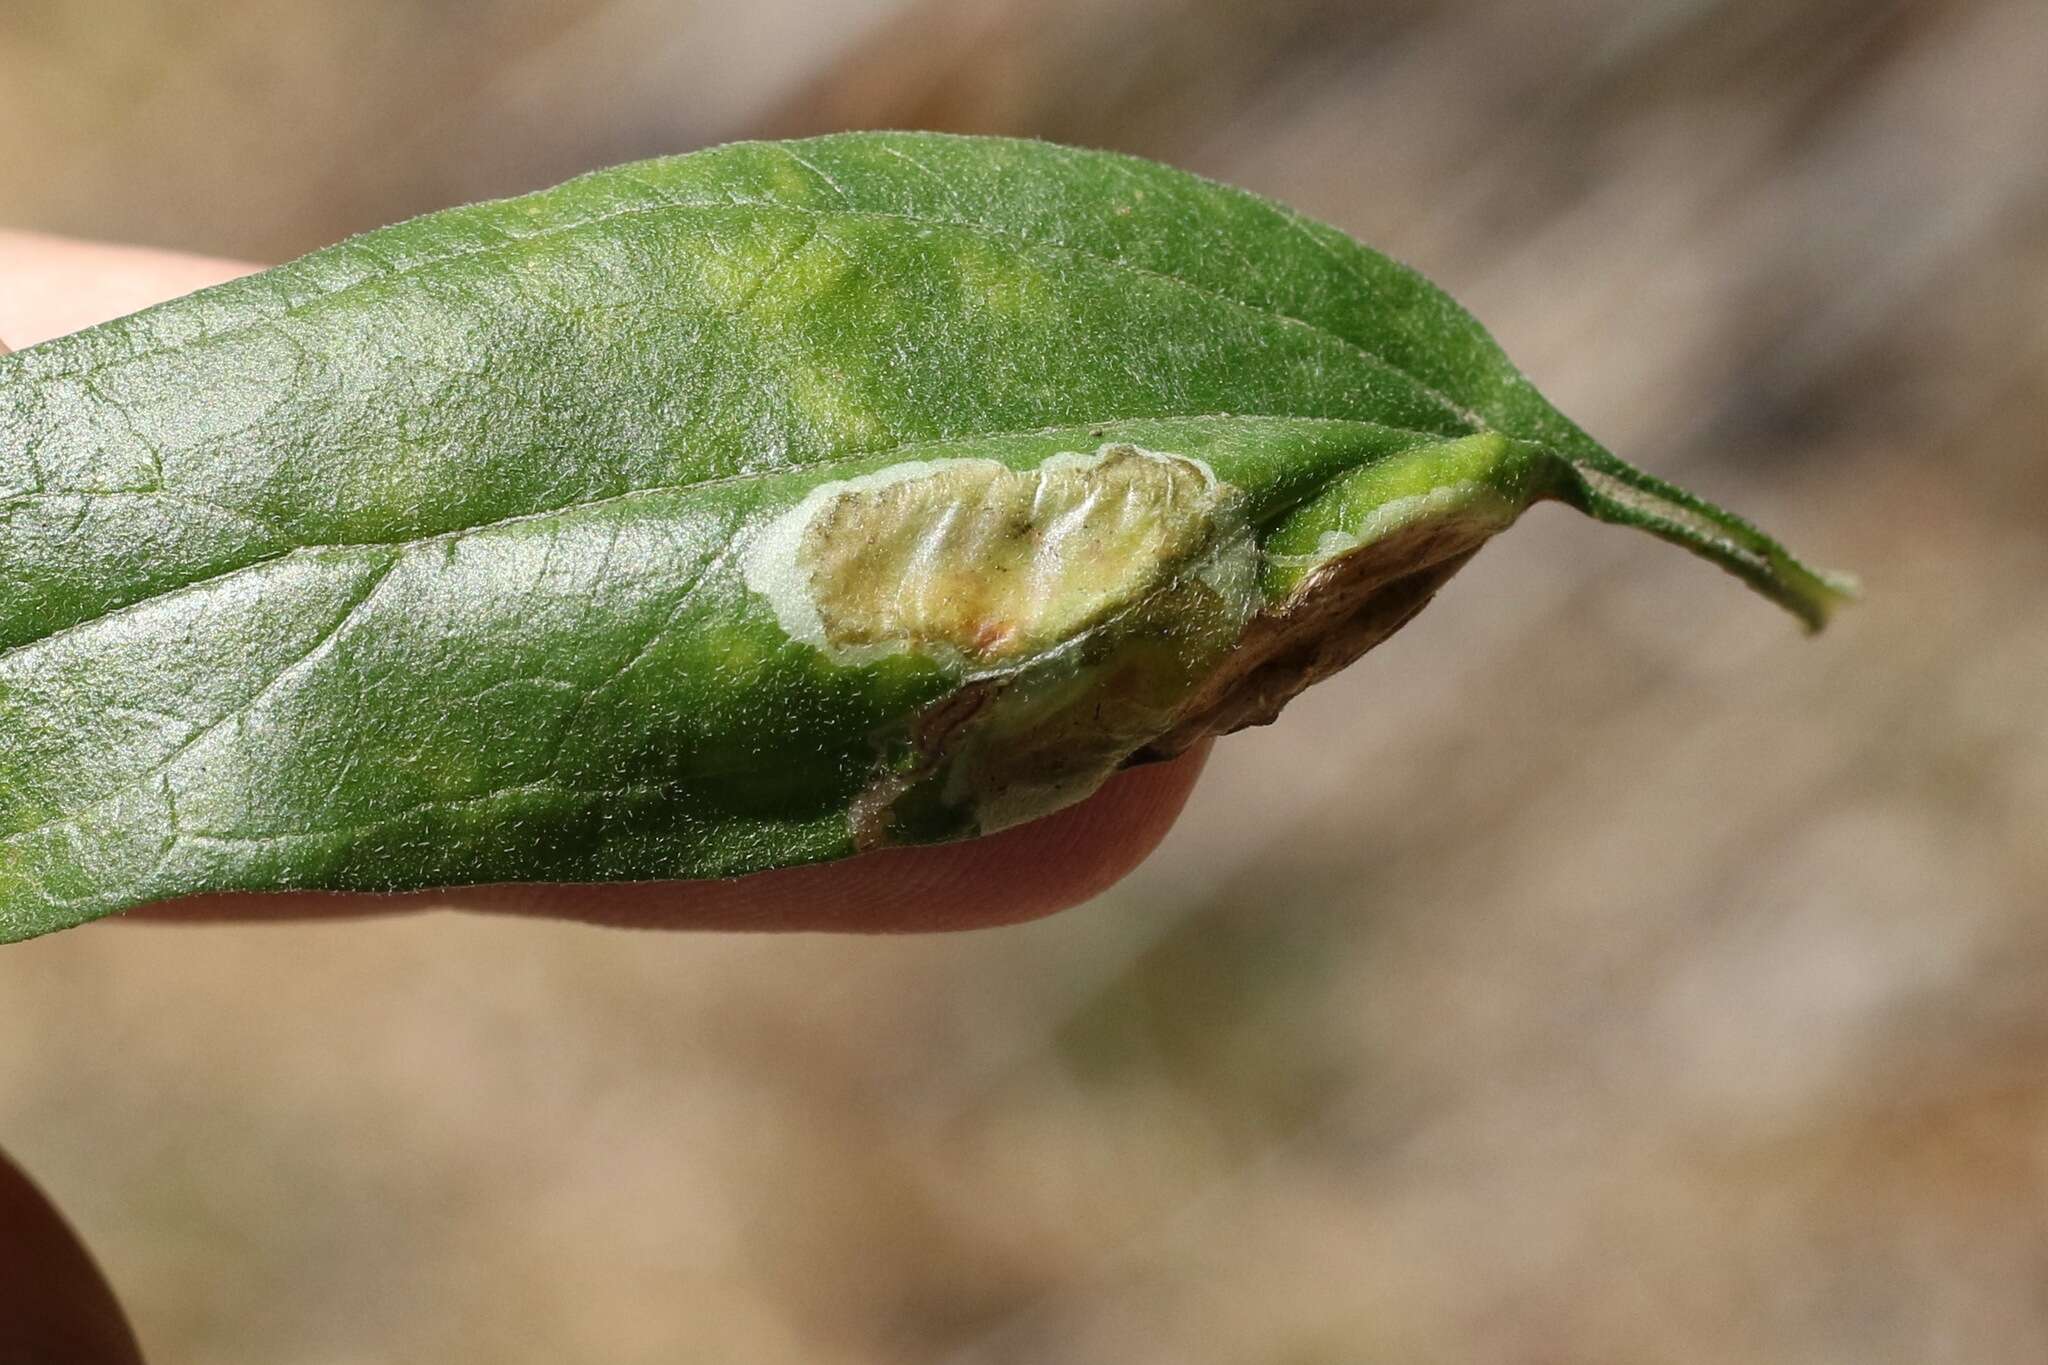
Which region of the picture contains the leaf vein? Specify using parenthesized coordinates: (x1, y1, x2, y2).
(0, 413, 1446, 665)
(2, 554, 400, 846)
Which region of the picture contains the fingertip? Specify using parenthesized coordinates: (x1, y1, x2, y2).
(453, 743, 1211, 931)
(131, 746, 1210, 934)
(0, 1151, 145, 1365)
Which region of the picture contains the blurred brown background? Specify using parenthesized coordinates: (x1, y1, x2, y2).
(3, 0, 2045, 1360)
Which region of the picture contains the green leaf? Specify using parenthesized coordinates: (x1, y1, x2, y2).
(0, 132, 1852, 942)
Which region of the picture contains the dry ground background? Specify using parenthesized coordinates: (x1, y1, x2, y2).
(3, 0, 2045, 1360)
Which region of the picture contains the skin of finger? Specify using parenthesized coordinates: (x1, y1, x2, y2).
(135, 745, 1210, 932)
(0, 1150, 146, 1365)
(0, 230, 257, 348)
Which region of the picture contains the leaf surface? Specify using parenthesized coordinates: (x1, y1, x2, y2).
(0, 133, 1850, 942)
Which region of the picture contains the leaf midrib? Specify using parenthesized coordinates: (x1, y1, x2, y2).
(5, 183, 1495, 658)
(2, 412, 1458, 666)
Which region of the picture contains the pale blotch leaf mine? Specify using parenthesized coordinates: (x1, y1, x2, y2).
(743, 444, 1248, 670)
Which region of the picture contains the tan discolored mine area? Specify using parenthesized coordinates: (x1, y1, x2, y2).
(1139, 510, 1504, 760)
(855, 485, 1515, 845)
(747, 444, 1247, 669)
